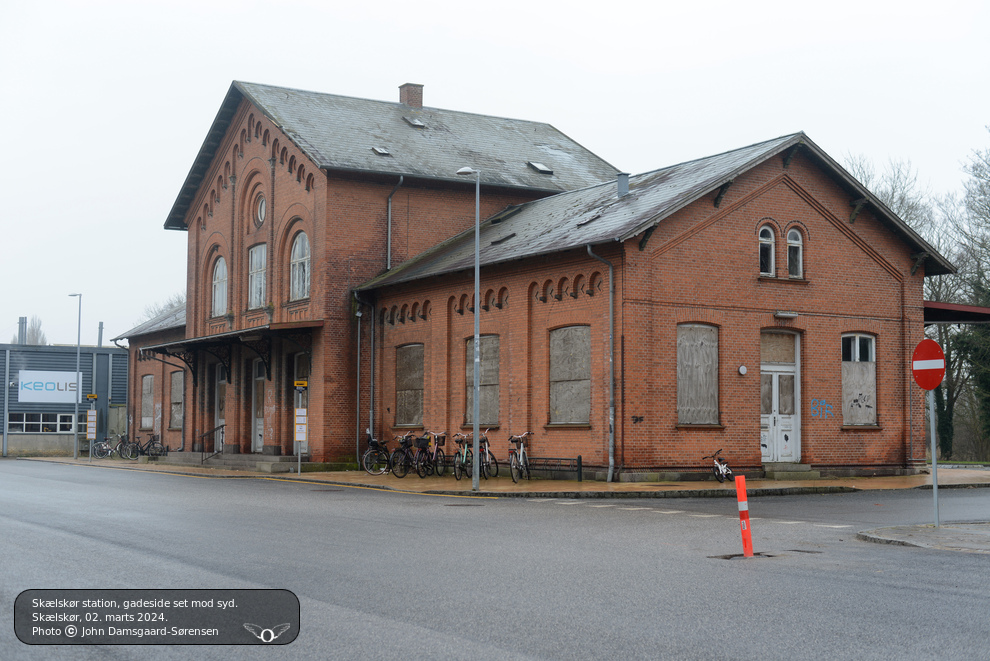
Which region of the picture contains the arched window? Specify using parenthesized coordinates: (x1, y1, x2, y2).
(759, 226, 775, 276)
(211, 257, 227, 317)
(290, 232, 311, 301)
(787, 229, 803, 278)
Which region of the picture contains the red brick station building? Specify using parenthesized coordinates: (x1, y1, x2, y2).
(118, 81, 958, 480)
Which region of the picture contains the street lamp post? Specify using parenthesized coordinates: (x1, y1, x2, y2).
(456, 166, 481, 490)
(69, 293, 82, 460)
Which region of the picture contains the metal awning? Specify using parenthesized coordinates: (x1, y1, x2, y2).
(141, 321, 323, 381)
(924, 301, 990, 325)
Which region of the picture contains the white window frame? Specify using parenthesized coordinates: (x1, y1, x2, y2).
(211, 256, 227, 317)
(759, 226, 775, 276)
(841, 333, 876, 426)
(248, 244, 267, 310)
(787, 228, 803, 279)
(141, 374, 154, 429)
(7, 412, 77, 433)
(169, 371, 184, 430)
(289, 232, 310, 301)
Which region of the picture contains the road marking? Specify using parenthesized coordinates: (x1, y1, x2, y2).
(688, 514, 722, 518)
(619, 507, 651, 511)
(813, 524, 852, 529)
(554, 501, 582, 505)
(777, 521, 805, 525)
(653, 510, 684, 514)
(588, 504, 615, 508)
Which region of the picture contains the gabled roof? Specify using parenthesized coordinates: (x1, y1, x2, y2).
(165, 81, 619, 230)
(111, 304, 186, 342)
(357, 132, 955, 291)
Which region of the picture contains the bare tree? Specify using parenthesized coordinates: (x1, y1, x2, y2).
(9, 315, 48, 345)
(138, 292, 186, 323)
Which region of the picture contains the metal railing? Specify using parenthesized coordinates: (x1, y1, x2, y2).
(200, 424, 226, 464)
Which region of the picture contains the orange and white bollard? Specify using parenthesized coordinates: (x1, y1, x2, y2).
(735, 475, 754, 558)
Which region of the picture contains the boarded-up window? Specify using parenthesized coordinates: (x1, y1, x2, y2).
(549, 326, 591, 424)
(141, 375, 154, 429)
(396, 344, 424, 426)
(169, 371, 183, 429)
(761, 332, 796, 364)
(466, 336, 499, 425)
(677, 324, 719, 424)
(842, 334, 876, 425)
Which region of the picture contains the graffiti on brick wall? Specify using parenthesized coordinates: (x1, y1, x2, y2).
(810, 399, 833, 419)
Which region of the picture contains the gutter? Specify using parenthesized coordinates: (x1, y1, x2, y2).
(587, 245, 616, 482)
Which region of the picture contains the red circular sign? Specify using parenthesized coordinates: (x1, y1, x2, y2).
(912, 339, 945, 391)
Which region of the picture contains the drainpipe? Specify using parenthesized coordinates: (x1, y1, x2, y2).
(355, 305, 362, 466)
(354, 291, 375, 446)
(387, 176, 404, 270)
(587, 245, 616, 482)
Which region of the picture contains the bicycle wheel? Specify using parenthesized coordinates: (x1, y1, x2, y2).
(453, 452, 464, 480)
(510, 454, 521, 483)
(415, 449, 432, 478)
(363, 448, 388, 475)
(488, 455, 498, 478)
(725, 467, 735, 482)
(392, 451, 410, 478)
(121, 443, 138, 460)
(148, 441, 166, 457)
(434, 449, 447, 477)
(93, 442, 110, 459)
(712, 465, 725, 483)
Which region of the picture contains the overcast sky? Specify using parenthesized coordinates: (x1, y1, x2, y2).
(2, 0, 987, 346)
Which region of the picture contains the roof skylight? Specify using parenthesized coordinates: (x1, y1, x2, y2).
(372, 147, 391, 156)
(403, 116, 426, 128)
(528, 161, 553, 175)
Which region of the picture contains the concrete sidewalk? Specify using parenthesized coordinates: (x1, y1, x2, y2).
(14, 457, 990, 553)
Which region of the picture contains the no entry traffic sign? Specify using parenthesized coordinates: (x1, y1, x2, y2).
(912, 338, 945, 391)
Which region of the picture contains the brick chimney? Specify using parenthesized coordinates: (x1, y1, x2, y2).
(399, 83, 423, 108)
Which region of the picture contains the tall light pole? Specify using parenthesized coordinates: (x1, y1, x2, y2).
(69, 293, 82, 460)
(456, 166, 481, 490)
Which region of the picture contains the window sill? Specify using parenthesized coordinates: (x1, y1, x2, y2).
(544, 423, 591, 430)
(758, 276, 810, 285)
(676, 424, 725, 430)
(840, 424, 882, 431)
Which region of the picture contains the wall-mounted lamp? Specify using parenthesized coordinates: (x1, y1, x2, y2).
(774, 311, 799, 319)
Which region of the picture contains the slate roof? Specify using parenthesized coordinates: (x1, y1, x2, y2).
(357, 132, 954, 291)
(111, 304, 186, 342)
(165, 82, 619, 230)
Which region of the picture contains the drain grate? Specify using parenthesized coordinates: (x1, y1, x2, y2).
(311, 489, 342, 492)
(444, 503, 485, 507)
(787, 549, 823, 554)
(708, 553, 775, 559)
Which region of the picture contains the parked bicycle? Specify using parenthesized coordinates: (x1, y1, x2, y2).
(93, 432, 128, 459)
(478, 433, 498, 479)
(361, 431, 391, 475)
(121, 433, 167, 460)
(508, 431, 533, 483)
(703, 449, 734, 483)
(451, 433, 473, 481)
(415, 430, 447, 478)
(389, 432, 417, 478)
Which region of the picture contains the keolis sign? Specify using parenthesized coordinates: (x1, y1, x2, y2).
(18, 371, 81, 404)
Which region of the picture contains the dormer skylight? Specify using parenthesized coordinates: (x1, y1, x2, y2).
(528, 161, 553, 175)
(372, 146, 391, 156)
(403, 116, 426, 128)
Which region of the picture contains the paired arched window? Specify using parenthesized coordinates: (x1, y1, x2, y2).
(759, 226, 805, 278)
(290, 232, 311, 301)
(211, 257, 227, 317)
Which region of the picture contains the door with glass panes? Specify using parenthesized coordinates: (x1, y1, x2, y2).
(760, 332, 800, 462)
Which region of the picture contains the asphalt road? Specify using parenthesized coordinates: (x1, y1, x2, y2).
(1, 460, 987, 660)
